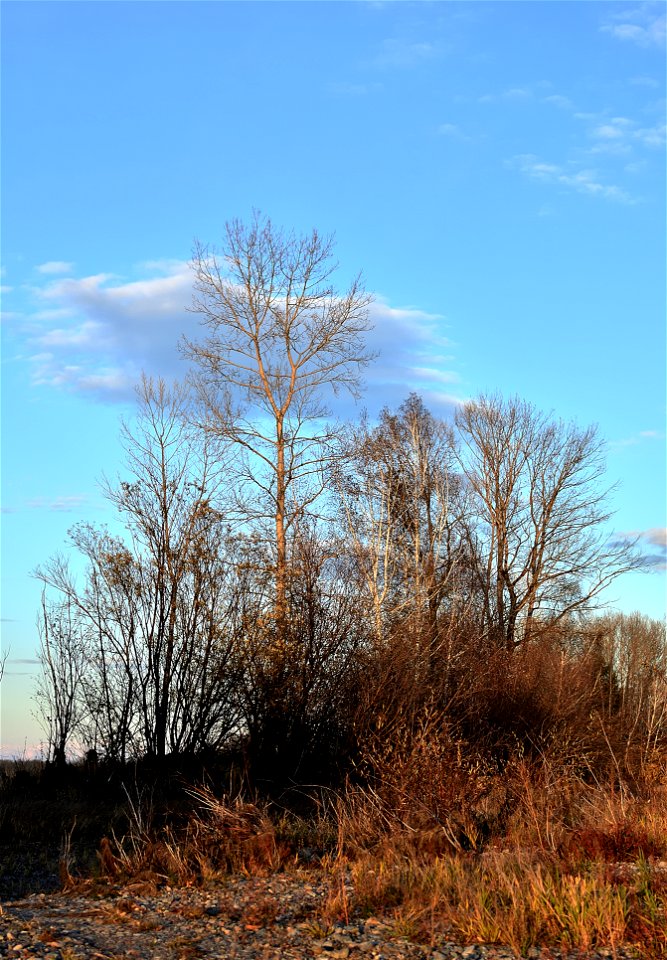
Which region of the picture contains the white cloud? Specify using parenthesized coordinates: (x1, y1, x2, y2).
(635, 121, 666, 147)
(585, 114, 666, 154)
(594, 121, 630, 140)
(363, 299, 461, 416)
(23, 263, 194, 400)
(18, 261, 462, 412)
(601, 5, 666, 47)
(35, 322, 103, 349)
(36, 261, 74, 275)
(510, 154, 634, 203)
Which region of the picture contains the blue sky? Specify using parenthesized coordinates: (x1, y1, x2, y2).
(1, 0, 665, 757)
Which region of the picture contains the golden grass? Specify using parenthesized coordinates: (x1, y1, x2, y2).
(321, 748, 667, 957)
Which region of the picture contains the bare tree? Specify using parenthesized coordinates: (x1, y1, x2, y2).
(183, 213, 374, 621)
(335, 395, 465, 645)
(35, 376, 242, 760)
(455, 394, 639, 650)
(35, 593, 87, 766)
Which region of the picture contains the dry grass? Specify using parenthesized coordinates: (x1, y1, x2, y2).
(95, 787, 290, 887)
(325, 846, 665, 955)
(84, 703, 667, 956)
(320, 738, 667, 957)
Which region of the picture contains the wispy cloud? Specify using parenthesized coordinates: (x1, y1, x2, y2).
(25, 495, 88, 512)
(619, 527, 667, 570)
(585, 114, 666, 154)
(36, 261, 74, 276)
(601, 4, 666, 48)
(478, 86, 533, 104)
(610, 429, 665, 449)
(510, 154, 634, 203)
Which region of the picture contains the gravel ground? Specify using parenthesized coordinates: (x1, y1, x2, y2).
(0, 873, 641, 960)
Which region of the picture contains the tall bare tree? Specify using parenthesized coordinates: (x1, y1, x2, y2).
(183, 213, 374, 621)
(455, 394, 638, 650)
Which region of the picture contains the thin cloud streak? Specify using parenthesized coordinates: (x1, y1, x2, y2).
(25, 495, 88, 512)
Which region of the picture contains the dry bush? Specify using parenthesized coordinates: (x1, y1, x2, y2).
(452, 638, 615, 760)
(96, 786, 288, 887)
(349, 704, 502, 856)
(185, 786, 285, 875)
(328, 630, 667, 955)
